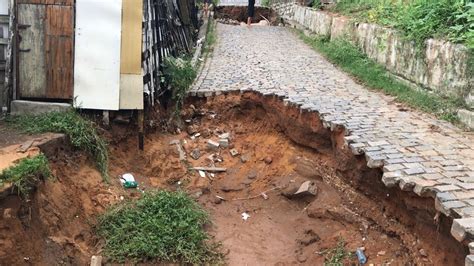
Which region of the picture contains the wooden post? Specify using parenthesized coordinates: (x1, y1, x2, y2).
(138, 110, 144, 150)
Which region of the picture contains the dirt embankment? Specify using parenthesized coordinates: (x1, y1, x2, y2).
(0, 92, 467, 265)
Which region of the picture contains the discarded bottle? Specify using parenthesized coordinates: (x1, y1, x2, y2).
(123, 181, 138, 188)
(356, 248, 367, 265)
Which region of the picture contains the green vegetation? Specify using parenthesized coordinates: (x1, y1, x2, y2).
(0, 154, 50, 196)
(7, 111, 109, 181)
(300, 33, 465, 122)
(204, 18, 217, 55)
(318, 238, 351, 265)
(163, 57, 197, 117)
(97, 190, 223, 264)
(332, 0, 474, 49)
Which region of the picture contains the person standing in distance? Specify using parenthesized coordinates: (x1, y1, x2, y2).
(247, 0, 255, 26)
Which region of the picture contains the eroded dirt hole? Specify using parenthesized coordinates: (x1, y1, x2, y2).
(215, 6, 278, 24)
(0, 93, 467, 264)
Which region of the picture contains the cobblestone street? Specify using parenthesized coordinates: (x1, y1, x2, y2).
(192, 24, 474, 249)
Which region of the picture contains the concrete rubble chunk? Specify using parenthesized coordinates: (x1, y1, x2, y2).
(466, 255, 474, 266)
(207, 140, 220, 151)
(451, 218, 474, 242)
(230, 149, 239, 157)
(219, 138, 229, 148)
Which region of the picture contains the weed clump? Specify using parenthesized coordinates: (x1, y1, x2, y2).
(163, 57, 197, 117)
(0, 154, 50, 196)
(7, 110, 109, 181)
(97, 190, 223, 264)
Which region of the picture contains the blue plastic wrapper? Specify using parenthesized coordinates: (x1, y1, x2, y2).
(356, 248, 367, 265)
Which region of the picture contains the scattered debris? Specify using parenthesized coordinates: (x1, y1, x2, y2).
(191, 167, 227, 172)
(219, 138, 229, 148)
(190, 149, 201, 160)
(419, 249, 427, 257)
(230, 149, 239, 157)
(187, 125, 198, 135)
(261, 192, 269, 200)
(218, 133, 230, 139)
(356, 248, 367, 265)
(199, 170, 206, 178)
(3, 208, 12, 219)
(377, 250, 386, 256)
(120, 173, 138, 188)
(207, 140, 220, 151)
(241, 212, 250, 221)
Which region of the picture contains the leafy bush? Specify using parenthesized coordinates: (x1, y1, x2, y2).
(0, 154, 50, 196)
(163, 57, 197, 116)
(333, 0, 474, 49)
(97, 190, 222, 264)
(8, 111, 109, 181)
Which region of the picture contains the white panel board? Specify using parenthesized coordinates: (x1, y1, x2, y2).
(120, 74, 143, 109)
(0, 0, 8, 15)
(74, 0, 122, 110)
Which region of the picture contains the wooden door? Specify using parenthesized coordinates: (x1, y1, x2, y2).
(17, 1, 73, 100)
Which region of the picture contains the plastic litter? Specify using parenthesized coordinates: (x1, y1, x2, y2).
(356, 248, 367, 265)
(241, 212, 250, 221)
(120, 173, 138, 188)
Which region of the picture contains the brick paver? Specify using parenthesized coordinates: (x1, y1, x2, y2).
(191, 24, 474, 247)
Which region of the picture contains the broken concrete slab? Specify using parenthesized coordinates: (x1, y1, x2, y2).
(11, 100, 71, 116)
(207, 140, 220, 151)
(219, 138, 229, 148)
(230, 149, 239, 157)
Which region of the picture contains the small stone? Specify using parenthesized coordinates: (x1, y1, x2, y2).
(377, 250, 386, 256)
(214, 197, 223, 204)
(230, 149, 239, 157)
(207, 140, 220, 151)
(201, 129, 211, 138)
(264, 156, 273, 164)
(294, 181, 317, 197)
(219, 138, 229, 148)
(296, 254, 307, 263)
(90, 255, 102, 266)
(241, 154, 251, 163)
(419, 249, 427, 257)
(187, 125, 198, 135)
(3, 208, 12, 219)
(190, 149, 201, 160)
(247, 170, 258, 179)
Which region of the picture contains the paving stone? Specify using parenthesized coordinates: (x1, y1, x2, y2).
(452, 218, 474, 242)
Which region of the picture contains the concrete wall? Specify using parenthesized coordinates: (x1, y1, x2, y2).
(273, 3, 474, 118)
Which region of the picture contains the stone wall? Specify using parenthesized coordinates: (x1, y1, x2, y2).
(273, 3, 474, 128)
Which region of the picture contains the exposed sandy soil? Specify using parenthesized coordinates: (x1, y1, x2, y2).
(0, 93, 467, 265)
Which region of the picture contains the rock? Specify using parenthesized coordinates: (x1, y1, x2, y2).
(282, 180, 317, 199)
(214, 197, 223, 204)
(264, 156, 273, 164)
(296, 254, 307, 263)
(218, 133, 230, 139)
(294, 158, 322, 180)
(247, 170, 258, 179)
(219, 138, 229, 148)
(90, 255, 102, 266)
(377, 250, 386, 256)
(207, 140, 220, 151)
(190, 149, 201, 160)
(230, 149, 239, 157)
(241, 154, 251, 163)
(294, 181, 317, 197)
(419, 249, 427, 257)
(3, 208, 12, 219)
(186, 125, 198, 135)
(201, 128, 212, 138)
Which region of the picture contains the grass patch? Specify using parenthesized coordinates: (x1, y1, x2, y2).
(299, 33, 465, 123)
(97, 190, 223, 264)
(7, 110, 109, 181)
(204, 17, 217, 55)
(0, 154, 50, 196)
